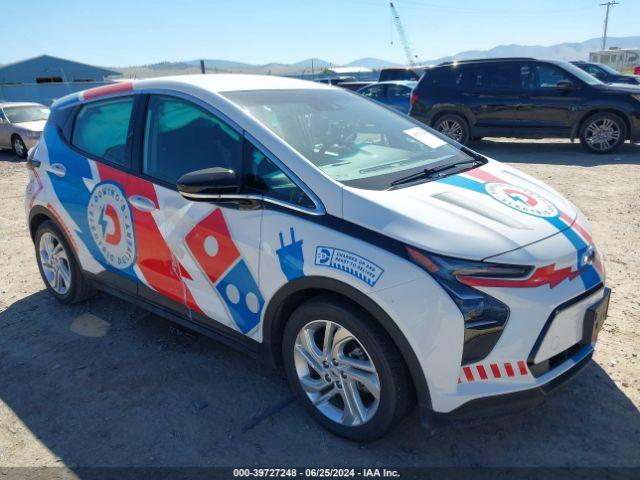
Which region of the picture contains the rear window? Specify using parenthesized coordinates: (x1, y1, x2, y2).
(72, 97, 134, 166)
(380, 69, 421, 82)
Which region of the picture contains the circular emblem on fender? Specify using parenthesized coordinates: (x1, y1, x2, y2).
(87, 182, 136, 269)
(484, 182, 558, 218)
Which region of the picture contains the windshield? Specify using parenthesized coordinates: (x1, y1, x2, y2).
(597, 63, 620, 75)
(3, 105, 50, 123)
(557, 62, 604, 86)
(223, 89, 473, 190)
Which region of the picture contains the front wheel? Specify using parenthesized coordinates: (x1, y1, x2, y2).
(433, 114, 470, 145)
(579, 113, 627, 154)
(12, 135, 27, 158)
(282, 298, 414, 442)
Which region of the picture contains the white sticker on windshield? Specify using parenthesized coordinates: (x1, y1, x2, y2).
(403, 127, 447, 149)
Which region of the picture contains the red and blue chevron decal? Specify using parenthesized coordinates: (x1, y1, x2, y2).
(438, 168, 603, 290)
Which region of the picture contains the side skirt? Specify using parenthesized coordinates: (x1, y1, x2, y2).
(86, 273, 266, 363)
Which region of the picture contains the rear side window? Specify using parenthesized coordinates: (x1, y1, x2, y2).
(387, 84, 411, 98)
(460, 63, 532, 91)
(143, 95, 241, 185)
(72, 97, 134, 166)
(361, 84, 385, 99)
(419, 67, 461, 89)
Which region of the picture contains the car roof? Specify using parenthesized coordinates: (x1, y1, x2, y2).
(376, 80, 417, 85)
(0, 102, 47, 108)
(136, 74, 332, 92)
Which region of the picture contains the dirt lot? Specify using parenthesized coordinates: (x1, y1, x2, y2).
(0, 139, 639, 469)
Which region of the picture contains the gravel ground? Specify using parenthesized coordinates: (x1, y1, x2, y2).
(0, 139, 639, 469)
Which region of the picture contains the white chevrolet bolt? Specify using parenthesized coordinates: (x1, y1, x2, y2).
(25, 75, 609, 441)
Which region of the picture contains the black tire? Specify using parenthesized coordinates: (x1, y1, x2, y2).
(34, 220, 96, 304)
(579, 112, 627, 154)
(282, 296, 414, 442)
(12, 135, 27, 158)
(433, 113, 470, 145)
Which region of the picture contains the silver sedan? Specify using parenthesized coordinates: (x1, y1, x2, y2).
(0, 102, 50, 158)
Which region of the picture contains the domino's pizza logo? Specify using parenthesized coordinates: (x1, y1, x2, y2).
(485, 183, 558, 218)
(87, 182, 136, 269)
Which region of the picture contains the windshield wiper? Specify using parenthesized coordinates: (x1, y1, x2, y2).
(388, 160, 482, 189)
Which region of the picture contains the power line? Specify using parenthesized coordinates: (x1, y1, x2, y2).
(600, 1, 619, 50)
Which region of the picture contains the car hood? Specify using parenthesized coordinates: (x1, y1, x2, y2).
(13, 120, 46, 132)
(342, 159, 582, 261)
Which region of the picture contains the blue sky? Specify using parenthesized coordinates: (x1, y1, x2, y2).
(5, 0, 640, 67)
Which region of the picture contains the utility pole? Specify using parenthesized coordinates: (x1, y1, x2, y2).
(600, 1, 619, 50)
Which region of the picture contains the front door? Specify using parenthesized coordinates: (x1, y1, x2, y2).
(522, 63, 587, 135)
(0, 109, 10, 147)
(128, 94, 264, 336)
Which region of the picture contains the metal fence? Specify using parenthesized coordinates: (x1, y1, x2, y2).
(0, 81, 113, 106)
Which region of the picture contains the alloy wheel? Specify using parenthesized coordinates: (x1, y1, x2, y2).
(437, 119, 465, 142)
(293, 320, 380, 426)
(13, 137, 26, 157)
(39, 232, 72, 295)
(585, 118, 621, 151)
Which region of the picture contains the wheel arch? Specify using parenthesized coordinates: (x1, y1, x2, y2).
(261, 275, 434, 425)
(29, 205, 56, 241)
(572, 108, 631, 141)
(430, 109, 473, 130)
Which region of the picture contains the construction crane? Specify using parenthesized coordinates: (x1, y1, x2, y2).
(389, 2, 418, 66)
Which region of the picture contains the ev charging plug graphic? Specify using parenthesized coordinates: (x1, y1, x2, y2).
(276, 228, 304, 280)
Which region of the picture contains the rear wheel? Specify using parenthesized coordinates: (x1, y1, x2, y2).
(579, 113, 627, 154)
(35, 220, 95, 304)
(12, 135, 27, 158)
(282, 298, 414, 442)
(433, 114, 470, 145)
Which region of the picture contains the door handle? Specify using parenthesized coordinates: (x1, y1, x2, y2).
(128, 195, 157, 212)
(46, 163, 66, 177)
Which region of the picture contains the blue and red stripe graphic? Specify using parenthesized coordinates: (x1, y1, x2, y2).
(438, 168, 603, 290)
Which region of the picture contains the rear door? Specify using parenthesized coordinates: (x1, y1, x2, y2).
(463, 62, 532, 133)
(50, 95, 140, 293)
(385, 84, 412, 113)
(128, 93, 264, 335)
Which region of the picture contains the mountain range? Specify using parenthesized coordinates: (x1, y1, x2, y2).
(115, 36, 640, 78)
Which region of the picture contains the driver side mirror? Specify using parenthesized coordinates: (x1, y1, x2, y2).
(176, 167, 240, 200)
(556, 80, 575, 91)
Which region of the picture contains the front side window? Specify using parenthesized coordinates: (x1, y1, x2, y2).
(243, 140, 314, 209)
(223, 89, 474, 190)
(534, 64, 573, 88)
(143, 95, 241, 185)
(4, 105, 50, 124)
(72, 97, 133, 166)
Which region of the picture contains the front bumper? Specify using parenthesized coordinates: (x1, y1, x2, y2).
(428, 286, 610, 425)
(23, 136, 40, 150)
(429, 345, 593, 424)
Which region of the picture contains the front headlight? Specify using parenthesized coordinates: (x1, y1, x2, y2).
(25, 131, 41, 139)
(631, 94, 640, 103)
(406, 246, 533, 364)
